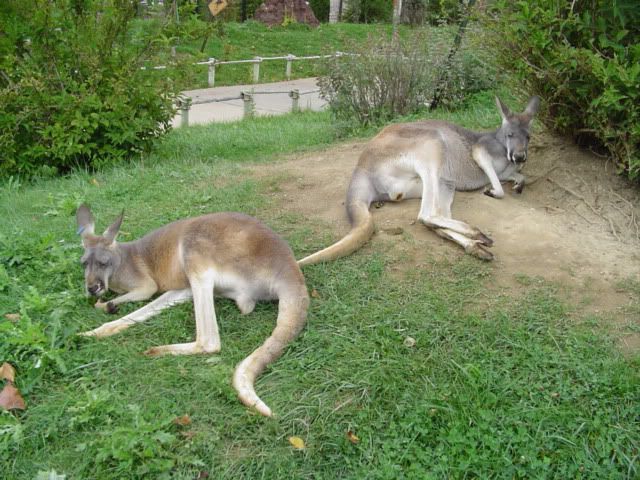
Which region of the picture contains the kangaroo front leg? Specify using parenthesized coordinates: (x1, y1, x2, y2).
(81, 289, 193, 338)
(95, 284, 158, 314)
(145, 274, 220, 356)
(472, 146, 505, 199)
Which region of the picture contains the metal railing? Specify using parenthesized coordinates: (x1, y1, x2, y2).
(175, 88, 321, 127)
(146, 52, 349, 87)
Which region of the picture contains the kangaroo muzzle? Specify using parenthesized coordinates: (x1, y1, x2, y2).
(87, 280, 105, 296)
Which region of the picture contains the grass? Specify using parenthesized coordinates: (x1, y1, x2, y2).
(141, 21, 416, 89)
(1, 100, 639, 479)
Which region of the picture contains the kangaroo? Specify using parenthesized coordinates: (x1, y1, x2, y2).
(298, 96, 540, 265)
(76, 205, 309, 417)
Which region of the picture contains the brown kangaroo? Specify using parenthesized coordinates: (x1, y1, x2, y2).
(76, 205, 309, 417)
(298, 96, 540, 265)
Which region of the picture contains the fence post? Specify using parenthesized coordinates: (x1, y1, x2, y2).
(252, 56, 262, 83)
(285, 54, 295, 80)
(289, 89, 300, 113)
(241, 91, 255, 118)
(178, 97, 192, 128)
(207, 58, 216, 87)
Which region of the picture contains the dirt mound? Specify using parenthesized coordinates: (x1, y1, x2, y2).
(254, 0, 320, 27)
(252, 132, 640, 353)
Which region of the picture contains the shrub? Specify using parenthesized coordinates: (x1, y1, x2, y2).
(485, 0, 640, 180)
(0, 0, 186, 178)
(318, 27, 494, 127)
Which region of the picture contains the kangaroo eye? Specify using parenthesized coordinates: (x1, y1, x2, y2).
(507, 132, 514, 138)
(98, 261, 109, 268)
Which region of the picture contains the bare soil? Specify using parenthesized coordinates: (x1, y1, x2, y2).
(251, 133, 640, 353)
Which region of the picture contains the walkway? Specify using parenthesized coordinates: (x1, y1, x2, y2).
(171, 78, 327, 127)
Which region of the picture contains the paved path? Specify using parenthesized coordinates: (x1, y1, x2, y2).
(171, 78, 327, 127)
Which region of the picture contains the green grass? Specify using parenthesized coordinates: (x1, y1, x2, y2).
(145, 21, 415, 89)
(1, 104, 639, 479)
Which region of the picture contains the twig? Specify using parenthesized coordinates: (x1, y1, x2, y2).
(607, 217, 621, 242)
(546, 178, 600, 216)
(527, 165, 560, 186)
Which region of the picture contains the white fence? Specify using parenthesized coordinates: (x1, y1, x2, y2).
(146, 52, 349, 87)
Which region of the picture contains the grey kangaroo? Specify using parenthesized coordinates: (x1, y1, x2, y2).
(76, 205, 309, 417)
(299, 96, 540, 265)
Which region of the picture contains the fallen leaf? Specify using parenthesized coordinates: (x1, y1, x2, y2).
(403, 336, 416, 348)
(4, 313, 20, 323)
(311, 289, 320, 298)
(288, 436, 305, 450)
(0, 363, 16, 382)
(180, 430, 197, 440)
(90, 178, 100, 187)
(346, 430, 360, 444)
(197, 472, 209, 479)
(172, 414, 192, 426)
(0, 383, 26, 411)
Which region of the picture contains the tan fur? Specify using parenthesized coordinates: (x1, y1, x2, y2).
(77, 206, 309, 417)
(298, 96, 540, 265)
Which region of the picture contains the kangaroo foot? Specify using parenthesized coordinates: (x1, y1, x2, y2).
(466, 242, 494, 261)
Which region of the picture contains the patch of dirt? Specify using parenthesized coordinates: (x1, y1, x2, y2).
(251, 133, 640, 353)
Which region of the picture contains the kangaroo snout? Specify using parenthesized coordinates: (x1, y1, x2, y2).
(513, 152, 527, 164)
(87, 280, 105, 296)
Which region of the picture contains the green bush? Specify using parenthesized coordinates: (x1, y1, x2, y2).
(0, 0, 185, 178)
(342, 0, 393, 23)
(318, 27, 494, 127)
(486, 0, 640, 180)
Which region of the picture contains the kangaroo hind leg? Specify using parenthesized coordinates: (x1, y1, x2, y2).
(419, 177, 494, 259)
(145, 270, 221, 356)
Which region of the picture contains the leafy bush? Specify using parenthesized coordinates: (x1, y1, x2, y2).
(486, 0, 640, 180)
(342, 0, 393, 23)
(318, 28, 494, 127)
(0, 0, 186, 178)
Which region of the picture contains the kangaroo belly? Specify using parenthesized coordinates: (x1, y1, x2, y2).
(374, 156, 424, 201)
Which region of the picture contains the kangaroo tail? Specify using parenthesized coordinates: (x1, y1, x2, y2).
(298, 169, 375, 266)
(232, 287, 309, 417)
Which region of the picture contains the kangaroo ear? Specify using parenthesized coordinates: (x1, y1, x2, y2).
(495, 97, 511, 122)
(523, 95, 541, 121)
(76, 204, 95, 239)
(103, 210, 124, 245)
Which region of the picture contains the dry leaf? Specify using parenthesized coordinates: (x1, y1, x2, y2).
(346, 430, 360, 444)
(403, 336, 416, 348)
(0, 363, 16, 382)
(311, 289, 320, 298)
(180, 430, 197, 440)
(288, 436, 305, 450)
(172, 414, 192, 426)
(90, 178, 100, 187)
(4, 313, 20, 323)
(0, 383, 26, 411)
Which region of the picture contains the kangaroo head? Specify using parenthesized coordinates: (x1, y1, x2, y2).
(495, 96, 540, 165)
(76, 204, 124, 297)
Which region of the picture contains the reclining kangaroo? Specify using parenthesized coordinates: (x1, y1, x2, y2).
(299, 96, 540, 265)
(76, 205, 309, 417)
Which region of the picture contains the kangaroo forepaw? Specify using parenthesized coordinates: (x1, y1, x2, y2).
(483, 187, 504, 199)
(106, 301, 119, 314)
(513, 182, 525, 194)
(466, 242, 494, 261)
